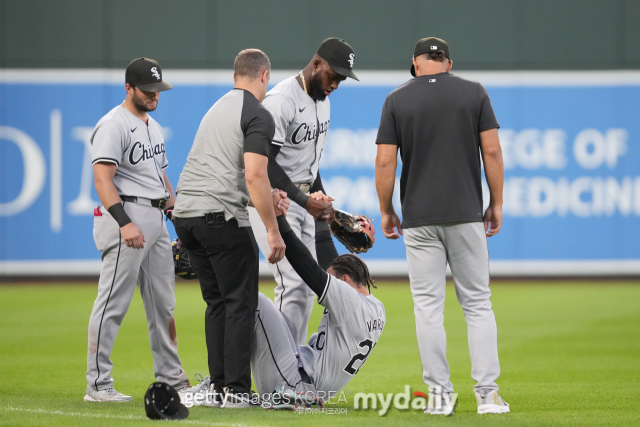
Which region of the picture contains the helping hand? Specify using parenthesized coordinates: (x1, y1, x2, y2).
(307, 191, 335, 220)
(272, 189, 290, 217)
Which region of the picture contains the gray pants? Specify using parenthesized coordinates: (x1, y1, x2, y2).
(404, 222, 500, 394)
(251, 293, 315, 396)
(87, 202, 188, 391)
(249, 204, 317, 346)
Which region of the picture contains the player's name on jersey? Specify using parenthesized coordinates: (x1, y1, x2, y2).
(366, 318, 385, 332)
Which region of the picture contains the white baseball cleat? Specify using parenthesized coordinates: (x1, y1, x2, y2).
(423, 391, 457, 416)
(84, 386, 133, 402)
(178, 373, 211, 407)
(475, 388, 510, 414)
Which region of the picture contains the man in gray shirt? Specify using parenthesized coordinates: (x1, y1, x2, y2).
(375, 38, 509, 415)
(172, 49, 286, 408)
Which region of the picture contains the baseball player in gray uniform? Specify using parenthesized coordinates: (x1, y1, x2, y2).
(248, 193, 386, 403)
(249, 38, 359, 346)
(85, 57, 189, 402)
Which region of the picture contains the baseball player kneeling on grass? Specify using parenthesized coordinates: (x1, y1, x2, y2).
(182, 191, 385, 408)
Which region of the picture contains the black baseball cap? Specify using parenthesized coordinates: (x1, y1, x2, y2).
(316, 38, 359, 81)
(410, 37, 450, 76)
(125, 57, 173, 92)
(144, 382, 189, 420)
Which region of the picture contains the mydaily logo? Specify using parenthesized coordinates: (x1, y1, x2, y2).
(353, 385, 458, 416)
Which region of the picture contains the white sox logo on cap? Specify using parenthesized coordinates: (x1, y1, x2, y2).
(348, 53, 355, 68)
(151, 67, 161, 80)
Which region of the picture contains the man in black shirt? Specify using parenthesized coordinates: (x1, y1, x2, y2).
(375, 37, 509, 415)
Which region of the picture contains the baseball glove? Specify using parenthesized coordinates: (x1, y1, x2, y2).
(329, 209, 375, 254)
(172, 239, 197, 280)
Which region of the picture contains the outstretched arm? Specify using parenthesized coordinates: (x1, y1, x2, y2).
(310, 172, 340, 268)
(276, 212, 329, 298)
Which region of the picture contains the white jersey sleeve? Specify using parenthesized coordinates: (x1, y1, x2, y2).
(317, 275, 361, 327)
(91, 120, 128, 167)
(262, 92, 295, 147)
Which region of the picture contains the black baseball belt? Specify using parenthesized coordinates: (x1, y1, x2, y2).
(120, 195, 167, 210)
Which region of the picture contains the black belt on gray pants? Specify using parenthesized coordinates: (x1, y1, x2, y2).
(120, 195, 167, 210)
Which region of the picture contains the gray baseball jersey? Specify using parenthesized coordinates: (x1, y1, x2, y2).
(87, 103, 189, 394)
(91, 105, 169, 200)
(263, 76, 330, 184)
(299, 275, 386, 397)
(173, 89, 274, 226)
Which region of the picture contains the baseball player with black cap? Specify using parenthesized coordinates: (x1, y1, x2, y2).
(375, 37, 509, 415)
(248, 37, 359, 346)
(85, 57, 189, 402)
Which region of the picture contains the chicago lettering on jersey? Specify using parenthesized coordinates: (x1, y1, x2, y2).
(291, 119, 330, 145)
(129, 141, 165, 165)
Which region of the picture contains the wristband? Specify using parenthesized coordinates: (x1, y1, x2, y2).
(107, 203, 132, 228)
(289, 190, 309, 208)
(164, 206, 174, 221)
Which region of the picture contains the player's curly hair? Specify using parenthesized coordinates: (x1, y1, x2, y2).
(328, 254, 377, 292)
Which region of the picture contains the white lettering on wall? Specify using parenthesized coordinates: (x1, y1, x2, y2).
(499, 129, 567, 170)
(0, 126, 46, 216)
(573, 128, 627, 169)
(67, 127, 100, 215)
(501, 176, 640, 217)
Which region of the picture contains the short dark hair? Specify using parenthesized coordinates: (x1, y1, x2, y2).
(422, 50, 448, 63)
(328, 254, 376, 292)
(234, 49, 271, 80)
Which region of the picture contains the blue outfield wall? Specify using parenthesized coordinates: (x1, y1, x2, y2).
(1, 71, 639, 275)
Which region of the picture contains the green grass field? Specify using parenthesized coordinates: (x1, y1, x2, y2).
(1, 281, 639, 426)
